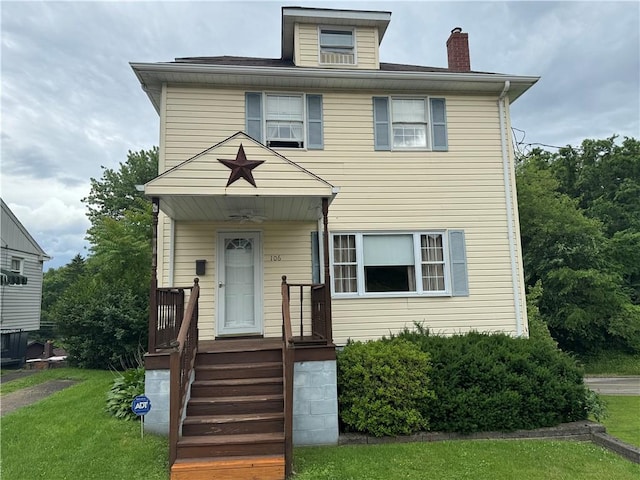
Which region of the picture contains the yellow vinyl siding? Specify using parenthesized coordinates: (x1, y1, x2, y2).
(294, 24, 379, 69)
(355, 27, 378, 69)
(296, 24, 318, 67)
(171, 221, 316, 340)
(161, 86, 526, 343)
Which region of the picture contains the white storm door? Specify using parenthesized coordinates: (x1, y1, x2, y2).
(217, 232, 262, 336)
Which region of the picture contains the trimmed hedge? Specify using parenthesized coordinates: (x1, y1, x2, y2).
(337, 327, 597, 436)
(337, 338, 434, 437)
(398, 327, 591, 433)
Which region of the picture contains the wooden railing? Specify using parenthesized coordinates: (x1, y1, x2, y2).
(281, 276, 294, 478)
(151, 288, 185, 351)
(168, 278, 200, 466)
(283, 278, 331, 342)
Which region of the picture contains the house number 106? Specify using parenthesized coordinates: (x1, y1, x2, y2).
(270, 255, 282, 261)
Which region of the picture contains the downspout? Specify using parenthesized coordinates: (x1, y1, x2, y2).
(498, 81, 524, 336)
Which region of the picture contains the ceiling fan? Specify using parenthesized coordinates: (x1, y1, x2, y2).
(227, 210, 267, 223)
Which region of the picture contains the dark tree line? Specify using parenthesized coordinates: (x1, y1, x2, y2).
(516, 136, 640, 355)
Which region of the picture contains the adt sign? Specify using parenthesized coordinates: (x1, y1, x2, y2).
(131, 395, 152, 416)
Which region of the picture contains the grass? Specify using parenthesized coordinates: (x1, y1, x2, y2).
(2, 368, 638, 480)
(0, 367, 90, 395)
(599, 395, 640, 447)
(293, 441, 640, 479)
(1, 368, 168, 480)
(581, 351, 640, 375)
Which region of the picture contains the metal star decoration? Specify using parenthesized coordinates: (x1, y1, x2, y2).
(217, 144, 265, 187)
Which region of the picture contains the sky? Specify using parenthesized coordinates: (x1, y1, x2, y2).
(1, 0, 639, 270)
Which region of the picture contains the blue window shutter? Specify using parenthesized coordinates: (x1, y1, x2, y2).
(311, 231, 320, 284)
(449, 230, 469, 296)
(306, 95, 323, 150)
(430, 98, 448, 151)
(245, 92, 263, 142)
(373, 97, 391, 151)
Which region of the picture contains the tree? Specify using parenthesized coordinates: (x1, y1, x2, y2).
(51, 147, 158, 368)
(516, 137, 640, 355)
(83, 147, 159, 223)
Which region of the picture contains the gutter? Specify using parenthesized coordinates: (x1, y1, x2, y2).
(498, 81, 524, 336)
(130, 61, 539, 85)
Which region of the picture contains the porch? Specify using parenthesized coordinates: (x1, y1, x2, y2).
(144, 275, 336, 479)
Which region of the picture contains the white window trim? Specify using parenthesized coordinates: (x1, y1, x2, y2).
(390, 96, 432, 151)
(264, 92, 307, 150)
(317, 25, 357, 66)
(330, 231, 452, 298)
(10, 257, 24, 275)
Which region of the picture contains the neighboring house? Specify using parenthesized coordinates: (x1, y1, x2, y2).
(131, 7, 538, 479)
(1, 199, 50, 367)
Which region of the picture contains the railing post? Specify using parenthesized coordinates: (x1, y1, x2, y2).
(148, 197, 160, 353)
(322, 197, 333, 342)
(299, 285, 304, 338)
(169, 350, 179, 465)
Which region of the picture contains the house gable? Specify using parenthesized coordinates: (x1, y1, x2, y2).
(145, 131, 336, 221)
(1, 199, 49, 260)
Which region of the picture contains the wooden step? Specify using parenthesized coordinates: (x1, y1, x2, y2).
(195, 361, 282, 380)
(196, 348, 282, 366)
(191, 377, 283, 398)
(171, 455, 285, 480)
(182, 412, 284, 436)
(176, 432, 285, 459)
(187, 394, 284, 416)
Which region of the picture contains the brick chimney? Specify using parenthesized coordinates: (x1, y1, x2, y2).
(447, 27, 470, 71)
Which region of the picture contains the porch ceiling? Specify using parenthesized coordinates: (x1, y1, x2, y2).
(156, 194, 328, 222)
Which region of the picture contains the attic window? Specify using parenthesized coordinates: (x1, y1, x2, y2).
(10, 257, 23, 274)
(319, 28, 355, 65)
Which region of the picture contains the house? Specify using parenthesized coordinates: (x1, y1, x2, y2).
(1, 199, 50, 367)
(131, 6, 538, 478)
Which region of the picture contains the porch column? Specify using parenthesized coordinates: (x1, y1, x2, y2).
(322, 197, 333, 343)
(148, 197, 159, 353)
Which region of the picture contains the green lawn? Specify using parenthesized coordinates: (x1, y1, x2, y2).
(600, 395, 640, 447)
(294, 441, 640, 479)
(1, 369, 168, 480)
(581, 351, 640, 375)
(2, 369, 638, 480)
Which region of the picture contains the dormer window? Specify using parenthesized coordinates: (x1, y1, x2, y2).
(319, 28, 355, 65)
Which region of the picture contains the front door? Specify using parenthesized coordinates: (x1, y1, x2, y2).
(217, 232, 262, 336)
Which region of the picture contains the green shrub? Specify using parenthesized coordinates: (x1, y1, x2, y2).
(106, 367, 145, 420)
(337, 338, 434, 437)
(397, 326, 592, 434)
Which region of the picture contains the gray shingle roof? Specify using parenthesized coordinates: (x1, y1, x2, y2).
(172, 56, 493, 74)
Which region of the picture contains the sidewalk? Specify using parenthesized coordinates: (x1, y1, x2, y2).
(0, 379, 77, 416)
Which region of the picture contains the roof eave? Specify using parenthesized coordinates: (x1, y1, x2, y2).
(130, 62, 539, 111)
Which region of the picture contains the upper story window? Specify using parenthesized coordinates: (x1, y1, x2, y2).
(10, 257, 23, 274)
(266, 94, 304, 148)
(391, 99, 428, 148)
(245, 92, 323, 150)
(319, 28, 355, 65)
(331, 230, 469, 297)
(373, 96, 448, 151)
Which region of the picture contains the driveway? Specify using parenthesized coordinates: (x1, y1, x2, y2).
(584, 376, 640, 395)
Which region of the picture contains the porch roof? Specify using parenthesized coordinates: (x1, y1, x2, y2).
(145, 132, 338, 222)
